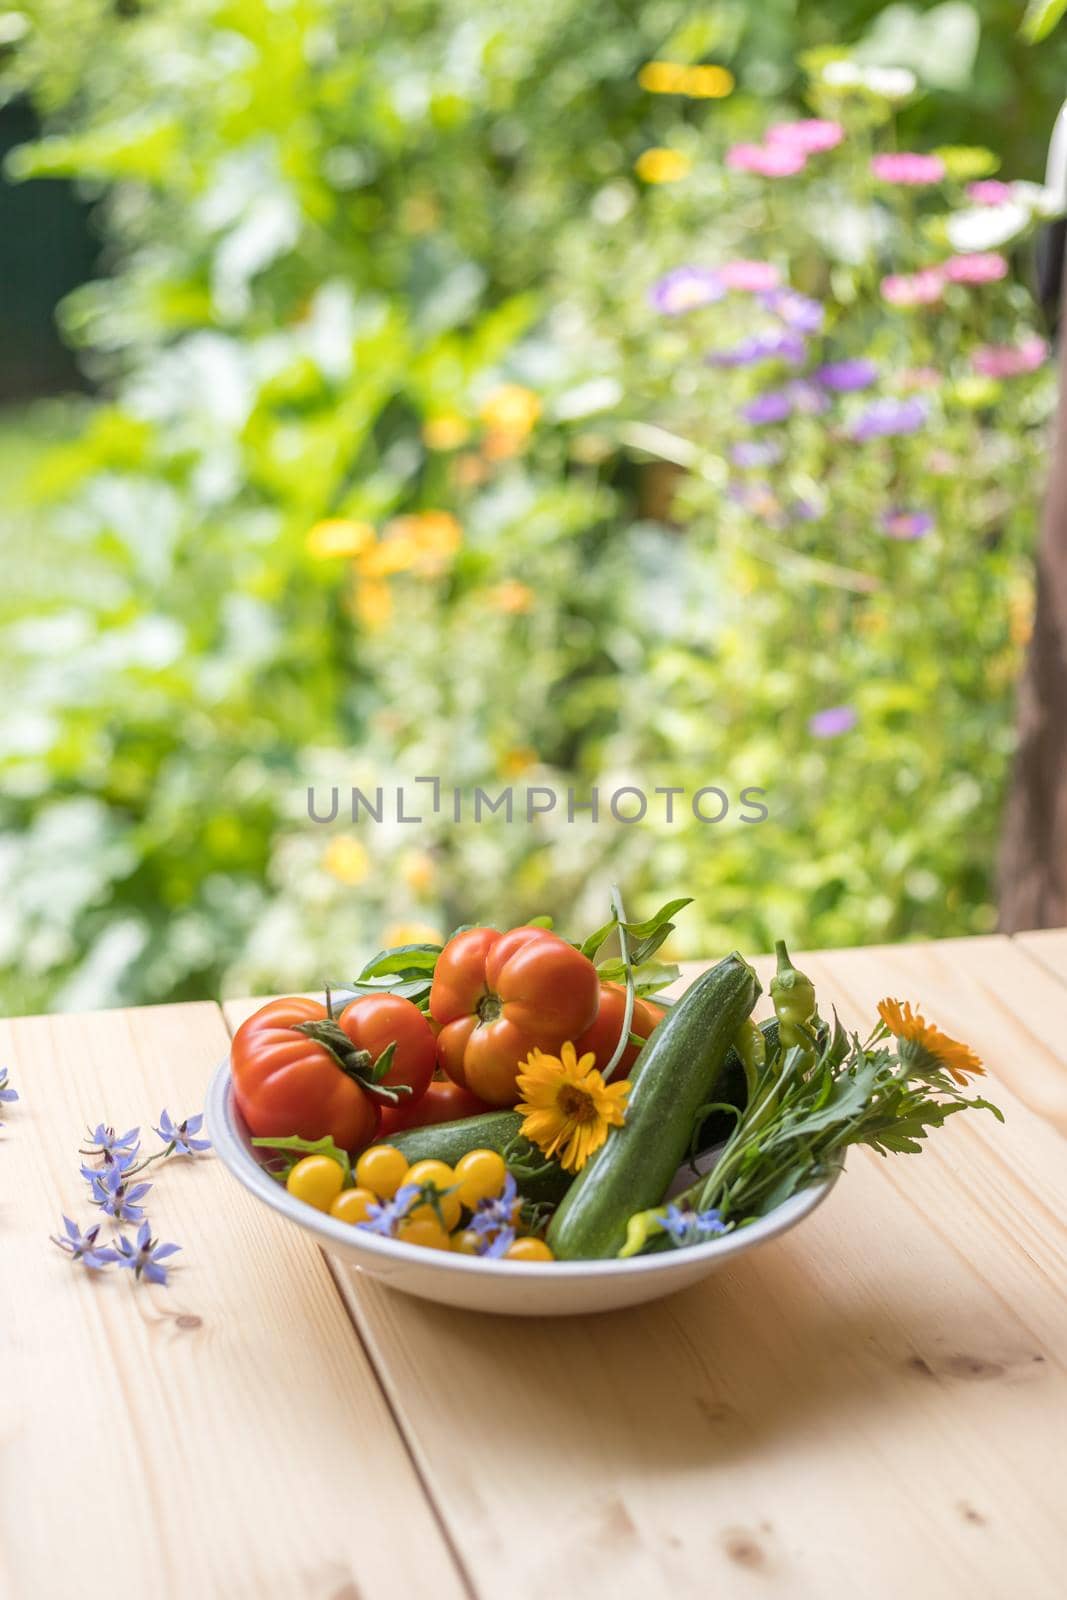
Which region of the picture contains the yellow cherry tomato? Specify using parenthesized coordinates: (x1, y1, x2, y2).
(405, 1158, 455, 1191)
(409, 1190, 462, 1231)
(451, 1228, 482, 1255)
(355, 1144, 409, 1200)
(453, 1148, 508, 1208)
(329, 1186, 377, 1225)
(505, 1237, 555, 1262)
(286, 1155, 345, 1212)
(397, 1216, 451, 1251)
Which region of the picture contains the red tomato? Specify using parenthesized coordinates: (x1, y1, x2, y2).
(231, 996, 381, 1152)
(336, 994, 436, 1109)
(574, 983, 665, 1081)
(430, 925, 600, 1105)
(378, 1078, 493, 1138)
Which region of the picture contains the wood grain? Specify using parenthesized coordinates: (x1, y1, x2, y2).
(224, 935, 1067, 1600)
(0, 1002, 468, 1600)
(1013, 927, 1067, 986)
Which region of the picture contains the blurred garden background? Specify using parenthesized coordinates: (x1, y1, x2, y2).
(2, 0, 1067, 1014)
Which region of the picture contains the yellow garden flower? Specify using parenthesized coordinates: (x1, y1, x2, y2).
(877, 998, 984, 1085)
(485, 580, 535, 615)
(400, 849, 436, 895)
(423, 414, 470, 451)
(382, 920, 444, 949)
(355, 578, 393, 629)
(322, 836, 370, 886)
(385, 511, 462, 575)
(515, 1042, 631, 1173)
(480, 384, 541, 437)
(639, 61, 733, 98)
(501, 746, 538, 777)
(634, 147, 691, 184)
(306, 519, 375, 560)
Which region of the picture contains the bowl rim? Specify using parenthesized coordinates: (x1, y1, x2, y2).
(208, 1056, 841, 1279)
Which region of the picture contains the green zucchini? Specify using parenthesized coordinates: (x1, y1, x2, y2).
(389, 1111, 572, 1206)
(547, 952, 761, 1260)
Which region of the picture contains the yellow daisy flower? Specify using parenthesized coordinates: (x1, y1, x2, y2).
(515, 1042, 631, 1173)
(877, 998, 984, 1085)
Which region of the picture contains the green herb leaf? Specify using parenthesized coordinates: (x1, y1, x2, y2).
(250, 1133, 352, 1185)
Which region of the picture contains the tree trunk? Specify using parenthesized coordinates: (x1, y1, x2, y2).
(998, 322, 1067, 930)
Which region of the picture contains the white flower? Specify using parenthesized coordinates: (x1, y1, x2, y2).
(946, 203, 1030, 252)
(821, 60, 916, 100)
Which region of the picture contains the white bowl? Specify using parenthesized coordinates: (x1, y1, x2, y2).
(207, 1058, 840, 1317)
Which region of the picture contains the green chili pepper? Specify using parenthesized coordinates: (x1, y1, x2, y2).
(770, 939, 817, 1074)
(733, 1017, 766, 1100)
(618, 1206, 668, 1259)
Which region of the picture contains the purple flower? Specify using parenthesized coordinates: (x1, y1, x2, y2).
(851, 397, 928, 440)
(809, 705, 858, 738)
(113, 1221, 181, 1286)
(0, 1067, 17, 1123)
(88, 1164, 152, 1224)
(763, 289, 825, 332)
(50, 1215, 117, 1270)
(883, 508, 934, 540)
(360, 1182, 421, 1238)
(788, 380, 829, 415)
(470, 1171, 519, 1238)
(661, 1203, 728, 1247)
(814, 358, 878, 392)
(789, 497, 820, 523)
(731, 439, 784, 468)
(710, 329, 806, 368)
(478, 1226, 516, 1259)
(648, 266, 725, 315)
(742, 389, 793, 425)
(154, 1109, 212, 1156)
(83, 1124, 141, 1164)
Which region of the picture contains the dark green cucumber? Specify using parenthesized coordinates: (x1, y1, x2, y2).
(389, 1111, 572, 1206)
(547, 953, 761, 1260)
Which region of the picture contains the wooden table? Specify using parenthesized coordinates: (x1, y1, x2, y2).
(4, 932, 1067, 1599)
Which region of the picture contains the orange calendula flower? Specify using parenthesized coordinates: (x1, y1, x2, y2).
(634, 147, 691, 184)
(877, 998, 984, 1085)
(515, 1042, 631, 1173)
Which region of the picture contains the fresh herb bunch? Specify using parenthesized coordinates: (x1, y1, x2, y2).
(623, 963, 1002, 1256)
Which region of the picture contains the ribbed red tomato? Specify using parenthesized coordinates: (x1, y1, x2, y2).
(230, 996, 381, 1151)
(429, 925, 600, 1105)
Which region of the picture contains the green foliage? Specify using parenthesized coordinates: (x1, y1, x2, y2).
(1, 1, 1066, 1009)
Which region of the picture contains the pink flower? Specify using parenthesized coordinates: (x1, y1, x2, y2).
(726, 143, 807, 178)
(870, 152, 945, 186)
(767, 119, 844, 153)
(719, 259, 781, 292)
(966, 179, 1013, 205)
(942, 252, 1008, 284)
(972, 336, 1048, 379)
(880, 269, 944, 307)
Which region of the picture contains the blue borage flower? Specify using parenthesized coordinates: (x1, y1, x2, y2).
(113, 1221, 181, 1285)
(153, 1109, 212, 1156)
(50, 1215, 117, 1270)
(82, 1124, 140, 1164)
(87, 1163, 152, 1223)
(359, 1182, 421, 1237)
(660, 1202, 729, 1247)
(469, 1172, 519, 1256)
(0, 1067, 17, 1125)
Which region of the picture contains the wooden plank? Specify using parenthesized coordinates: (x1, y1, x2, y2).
(1013, 928, 1067, 986)
(223, 937, 1067, 1600)
(0, 1002, 469, 1600)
